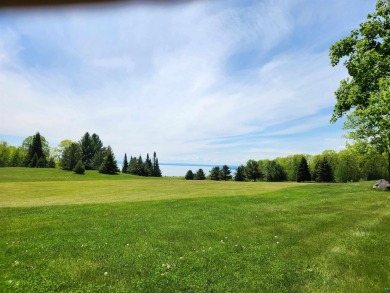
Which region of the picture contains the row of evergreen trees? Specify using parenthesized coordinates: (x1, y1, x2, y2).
(184, 157, 335, 183)
(121, 152, 162, 177)
(184, 169, 206, 180)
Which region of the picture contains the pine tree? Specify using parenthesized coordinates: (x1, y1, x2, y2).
(47, 157, 56, 168)
(36, 156, 47, 168)
(152, 152, 162, 177)
(60, 142, 83, 171)
(145, 153, 153, 176)
(235, 165, 246, 181)
(136, 155, 145, 176)
(122, 153, 129, 173)
(209, 166, 222, 181)
(29, 153, 39, 168)
(128, 156, 137, 174)
(80, 132, 92, 169)
(154, 158, 162, 177)
(314, 158, 334, 182)
(185, 170, 194, 180)
(99, 146, 119, 175)
(221, 165, 232, 181)
(296, 157, 311, 182)
(73, 160, 85, 174)
(24, 132, 47, 167)
(245, 160, 262, 182)
(195, 169, 206, 180)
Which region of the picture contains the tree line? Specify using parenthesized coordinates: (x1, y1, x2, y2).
(0, 131, 162, 176)
(121, 152, 162, 177)
(184, 146, 388, 183)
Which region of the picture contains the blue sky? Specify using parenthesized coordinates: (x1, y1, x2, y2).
(0, 0, 375, 167)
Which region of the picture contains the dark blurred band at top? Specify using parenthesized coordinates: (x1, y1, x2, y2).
(0, 0, 192, 9)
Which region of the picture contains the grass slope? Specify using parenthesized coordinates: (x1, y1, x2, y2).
(0, 168, 389, 292)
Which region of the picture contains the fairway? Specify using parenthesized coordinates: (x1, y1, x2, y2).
(1, 168, 389, 292)
(0, 168, 300, 208)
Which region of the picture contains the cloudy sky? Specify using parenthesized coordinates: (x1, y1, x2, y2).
(0, 0, 375, 168)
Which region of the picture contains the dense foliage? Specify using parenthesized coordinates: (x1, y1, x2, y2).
(99, 146, 119, 175)
(296, 157, 311, 182)
(126, 152, 162, 177)
(330, 0, 390, 180)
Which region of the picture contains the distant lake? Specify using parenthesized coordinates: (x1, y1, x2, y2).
(160, 163, 238, 177)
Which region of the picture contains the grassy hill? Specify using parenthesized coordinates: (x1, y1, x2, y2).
(0, 168, 389, 292)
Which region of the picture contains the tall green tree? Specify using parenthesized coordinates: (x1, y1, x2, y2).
(185, 170, 194, 180)
(145, 153, 153, 176)
(264, 160, 287, 182)
(330, 0, 390, 180)
(221, 165, 232, 181)
(335, 150, 361, 183)
(79, 132, 94, 169)
(152, 152, 162, 177)
(314, 158, 334, 183)
(245, 160, 262, 182)
(60, 142, 83, 171)
(122, 153, 129, 173)
(195, 169, 206, 180)
(99, 146, 119, 175)
(296, 157, 311, 182)
(209, 166, 222, 181)
(23, 132, 47, 167)
(22, 133, 50, 161)
(234, 165, 246, 182)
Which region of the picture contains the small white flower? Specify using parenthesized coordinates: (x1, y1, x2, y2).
(276, 242, 279, 244)
(104, 272, 108, 276)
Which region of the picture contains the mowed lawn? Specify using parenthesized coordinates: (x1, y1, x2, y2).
(0, 168, 389, 292)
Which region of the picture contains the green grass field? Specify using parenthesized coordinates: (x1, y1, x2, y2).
(1, 168, 389, 292)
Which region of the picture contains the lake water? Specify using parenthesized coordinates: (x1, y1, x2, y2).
(160, 163, 238, 177)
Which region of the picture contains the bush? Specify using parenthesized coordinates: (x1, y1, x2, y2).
(185, 170, 194, 180)
(73, 160, 85, 175)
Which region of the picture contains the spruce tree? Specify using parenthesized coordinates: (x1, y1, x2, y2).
(60, 142, 83, 171)
(209, 166, 222, 181)
(195, 169, 206, 180)
(73, 160, 85, 174)
(36, 156, 47, 168)
(80, 132, 96, 170)
(314, 158, 334, 182)
(128, 156, 137, 174)
(99, 146, 119, 175)
(145, 153, 153, 176)
(136, 155, 145, 176)
(154, 158, 162, 177)
(296, 157, 311, 182)
(245, 160, 262, 182)
(29, 153, 39, 168)
(152, 152, 162, 177)
(185, 170, 194, 180)
(24, 132, 46, 167)
(221, 165, 232, 181)
(235, 165, 246, 181)
(122, 153, 129, 173)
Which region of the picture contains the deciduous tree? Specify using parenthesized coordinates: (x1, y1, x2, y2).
(330, 0, 390, 180)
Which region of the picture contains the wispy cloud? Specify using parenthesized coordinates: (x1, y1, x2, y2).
(0, 0, 376, 168)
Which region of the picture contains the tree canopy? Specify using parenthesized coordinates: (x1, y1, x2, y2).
(330, 0, 390, 180)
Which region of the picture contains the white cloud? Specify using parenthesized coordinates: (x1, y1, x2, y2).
(0, 0, 372, 169)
